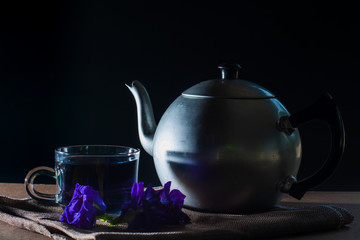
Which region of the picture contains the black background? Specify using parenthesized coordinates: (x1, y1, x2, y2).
(0, 1, 359, 190)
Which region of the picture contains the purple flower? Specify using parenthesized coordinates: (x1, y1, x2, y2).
(157, 181, 190, 224)
(60, 184, 106, 229)
(121, 182, 145, 211)
(120, 181, 190, 231)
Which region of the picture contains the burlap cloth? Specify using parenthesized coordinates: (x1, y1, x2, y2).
(0, 195, 353, 240)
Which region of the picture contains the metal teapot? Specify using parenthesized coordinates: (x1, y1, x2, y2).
(127, 63, 345, 213)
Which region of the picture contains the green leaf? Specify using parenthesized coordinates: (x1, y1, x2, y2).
(97, 213, 125, 226)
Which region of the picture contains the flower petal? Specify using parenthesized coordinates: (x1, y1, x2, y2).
(160, 181, 171, 204)
(59, 184, 107, 229)
(169, 189, 186, 205)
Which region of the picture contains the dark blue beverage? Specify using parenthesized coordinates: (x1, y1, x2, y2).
(55, 145, 140, 214)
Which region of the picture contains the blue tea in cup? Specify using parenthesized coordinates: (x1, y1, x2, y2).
(25, 145, 140, 214)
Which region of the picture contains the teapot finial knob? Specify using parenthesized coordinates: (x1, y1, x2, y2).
(218, 63, 242, 80)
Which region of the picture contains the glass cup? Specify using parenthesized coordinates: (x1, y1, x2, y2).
(25, 145, 140, 214)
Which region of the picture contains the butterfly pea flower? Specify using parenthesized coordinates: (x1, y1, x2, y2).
(121, 181, 145, 211)
(157, 181, 190, 224)
(120, 181, 190, 231)
(59, 183, 106, 229)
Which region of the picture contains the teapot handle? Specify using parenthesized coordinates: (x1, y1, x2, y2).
(281, 92, 345, 199)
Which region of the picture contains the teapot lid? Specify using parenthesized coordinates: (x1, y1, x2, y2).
(182, 63, 275, 99)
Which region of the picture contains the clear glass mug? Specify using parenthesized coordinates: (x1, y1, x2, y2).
(25, 145, 140, 214)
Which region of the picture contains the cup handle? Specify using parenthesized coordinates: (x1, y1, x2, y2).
(24, 166, 56, 202)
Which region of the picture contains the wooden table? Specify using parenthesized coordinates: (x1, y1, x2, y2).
(0, 183, 359, 240)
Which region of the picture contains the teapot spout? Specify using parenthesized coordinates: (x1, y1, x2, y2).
(126, 80, 157, 156)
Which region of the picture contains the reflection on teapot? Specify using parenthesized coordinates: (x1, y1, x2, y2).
(127, 63, 345, 213)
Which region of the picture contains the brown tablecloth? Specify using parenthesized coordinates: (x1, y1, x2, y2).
(0, 193, 353, 240)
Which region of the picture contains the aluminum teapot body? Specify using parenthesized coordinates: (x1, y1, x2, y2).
(127, 64, 345, 213)
(153, 96, 301, 212)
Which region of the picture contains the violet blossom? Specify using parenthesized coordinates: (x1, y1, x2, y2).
(120, 181, 190, 230)
(157, 181, 190, 224)
(59, 183, 106, 229)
